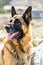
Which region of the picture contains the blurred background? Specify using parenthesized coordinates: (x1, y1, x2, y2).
(0, 0, 43, 46)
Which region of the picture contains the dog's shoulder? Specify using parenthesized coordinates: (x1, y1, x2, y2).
(4, 37, 10, 45)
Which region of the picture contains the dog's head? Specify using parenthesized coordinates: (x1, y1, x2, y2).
(5, 6, 32, 40)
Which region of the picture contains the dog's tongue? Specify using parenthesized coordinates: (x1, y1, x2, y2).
(8, 32, 18, 40)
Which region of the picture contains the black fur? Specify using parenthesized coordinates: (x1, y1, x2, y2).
(22, 6, 32, 25)
(11, 6, 17, 17)
(5, 19, 25, 39)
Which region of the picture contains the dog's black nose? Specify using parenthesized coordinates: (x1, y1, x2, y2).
(5, 25, 10, 33)
(5, 25, 10, 29)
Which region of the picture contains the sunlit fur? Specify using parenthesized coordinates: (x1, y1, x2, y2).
(3, 6, 33, 65)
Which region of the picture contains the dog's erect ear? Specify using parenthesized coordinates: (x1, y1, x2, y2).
(11, 6, 17, 17)
(22, 6, 32, 25)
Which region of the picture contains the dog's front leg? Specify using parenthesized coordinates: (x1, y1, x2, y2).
(3, 38, 16, 65)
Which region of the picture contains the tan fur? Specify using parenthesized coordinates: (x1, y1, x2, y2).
(3, 7, 33, 65)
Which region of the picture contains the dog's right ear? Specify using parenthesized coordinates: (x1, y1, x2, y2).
(11, 6, 17, 17)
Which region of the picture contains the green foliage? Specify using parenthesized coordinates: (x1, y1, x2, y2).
(0, 26, 4, 30)
(0, 0, 11, 8)
(0, 38, 5, 42)
(32, 40, 38, 47)
(0, 7, 8, 13)
(0, 0, 11, 13)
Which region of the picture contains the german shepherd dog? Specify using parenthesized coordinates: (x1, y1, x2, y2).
(3, 6, 33, 65)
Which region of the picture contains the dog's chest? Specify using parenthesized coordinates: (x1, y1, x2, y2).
(3, 41, 32, 65)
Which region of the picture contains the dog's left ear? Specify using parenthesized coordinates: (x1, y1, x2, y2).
(22, 6, 32, 25)
(11, 6, 17, 17)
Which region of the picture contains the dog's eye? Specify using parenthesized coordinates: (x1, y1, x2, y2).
(14, 19, 22, 25)
(10, 20, 12, 22)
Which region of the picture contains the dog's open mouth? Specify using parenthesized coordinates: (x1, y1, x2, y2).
(8, 32, 19, 40)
